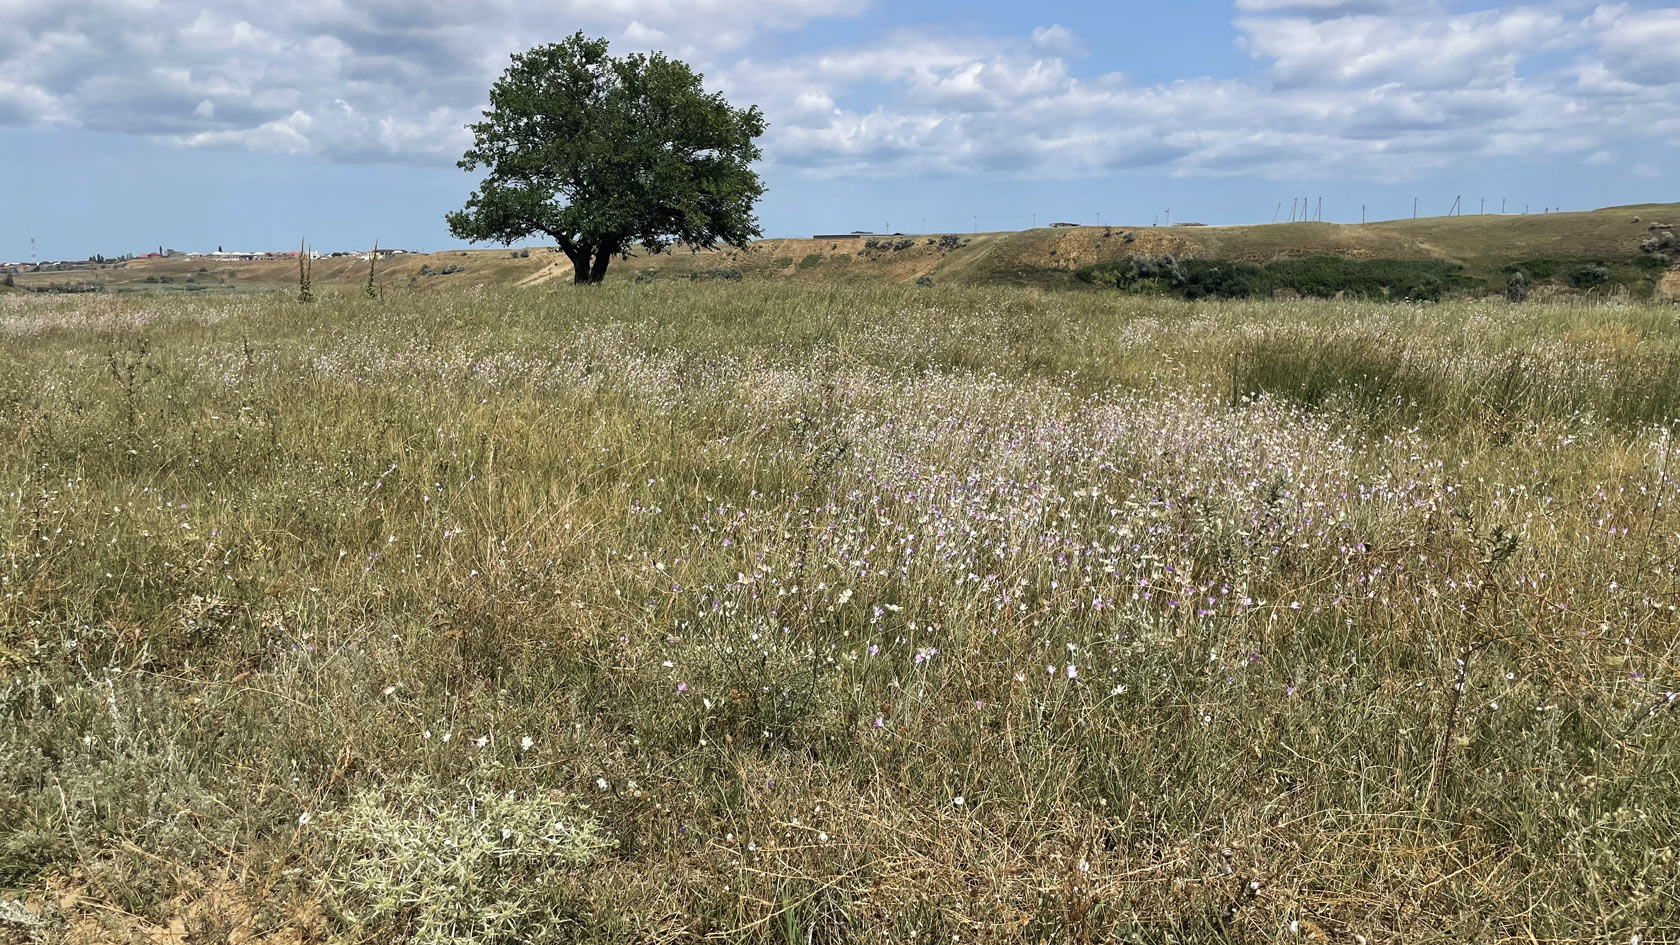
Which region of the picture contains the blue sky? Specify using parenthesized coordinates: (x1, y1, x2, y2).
(1, 0, 1676, 261)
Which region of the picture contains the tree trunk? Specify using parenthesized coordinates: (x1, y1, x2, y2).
(588, 246, 614, 284)
(571, 255, 591, 284)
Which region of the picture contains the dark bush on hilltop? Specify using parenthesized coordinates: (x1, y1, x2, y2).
(915, 275, 934, 287)
(893, 239, 915, 251)
(1507, 271, 1531, 303)
(936, 234, 966, 252)
(1569, 266, 1610, 290)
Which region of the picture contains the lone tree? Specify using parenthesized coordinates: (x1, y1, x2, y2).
(447, 33, 766, 285)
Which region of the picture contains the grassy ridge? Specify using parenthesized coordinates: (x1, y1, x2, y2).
(11, 201, 1677, 298)
(2, 285, 1679, 942)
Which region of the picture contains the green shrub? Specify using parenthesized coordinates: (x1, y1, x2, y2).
(1507, 271, 1530, 303)
(1569, 266, 1610, 290)
(915, 275, 934, 288)
(1261, 257, 1469, 301)
(1079, 255, 1469, 302)
(772, 256, 794, 269)
(1176, 260, 1267, 300)
(1505, 259, 1560, 280)
(796, 254, 823, 270)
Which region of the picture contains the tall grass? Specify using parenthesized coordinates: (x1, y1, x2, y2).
(1, 285, 1677, 943)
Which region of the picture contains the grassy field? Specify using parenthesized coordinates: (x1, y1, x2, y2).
(2, 284, 1679, 943)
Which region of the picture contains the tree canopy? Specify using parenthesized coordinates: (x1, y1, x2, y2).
(447, 33, 767, 284)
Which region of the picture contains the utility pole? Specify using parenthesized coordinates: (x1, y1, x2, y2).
(1413, 198, 1418, 220)
(1165, 208, 1171, 226)
(1501, 198, 1506, 214)
(1362, 205, 1367, 224)
(1316, 197, 1322, 222)
(1272, 202, 1282, 223)
(1290, 198, 1297, 222)
(1480, 198, 1485, 215)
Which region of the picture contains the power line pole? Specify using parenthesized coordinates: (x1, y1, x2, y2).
(1272, 202, 1282, 223)
(1362, 205, 1367, 224)
(1413, 198, 1418, 220)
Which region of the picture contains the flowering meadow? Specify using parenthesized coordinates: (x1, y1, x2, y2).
(1, 284, 1677, 943)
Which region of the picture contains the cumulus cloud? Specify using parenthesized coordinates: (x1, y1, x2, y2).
(1030, 25, 1086, 58)
(0, 0, 1676, 181)
(0, 0, 864, 162)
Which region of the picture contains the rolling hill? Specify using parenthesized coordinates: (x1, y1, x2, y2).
(9, 201, 1677, 300)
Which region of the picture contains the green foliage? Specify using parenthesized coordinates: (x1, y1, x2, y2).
(1507, 270, 1531, 303)
(446, 33, 765, 285)
(1504, 258, 1560, 280)
(1079, 255, 1474, 302)
(1569, 265, 1611, 289)
(771, 256, 794, 269)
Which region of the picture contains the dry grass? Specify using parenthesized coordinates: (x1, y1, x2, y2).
(1, 284, 1678, 944)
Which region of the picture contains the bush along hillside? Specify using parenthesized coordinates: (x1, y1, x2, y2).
(1077, 254, 1477, 302)
(1501, 255, 1673, 298)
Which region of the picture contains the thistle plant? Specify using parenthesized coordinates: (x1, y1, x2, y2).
(298, 237, 314, 303)
(365, 239, 380, 300)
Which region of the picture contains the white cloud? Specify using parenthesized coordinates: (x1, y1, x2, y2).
(1237, 7, 1572, 89)
(0, 0, 1676, 184)
(1585, 4, 1680, 87)
(0, 0, 866, 162)
(1030, 25, 1085, 58)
